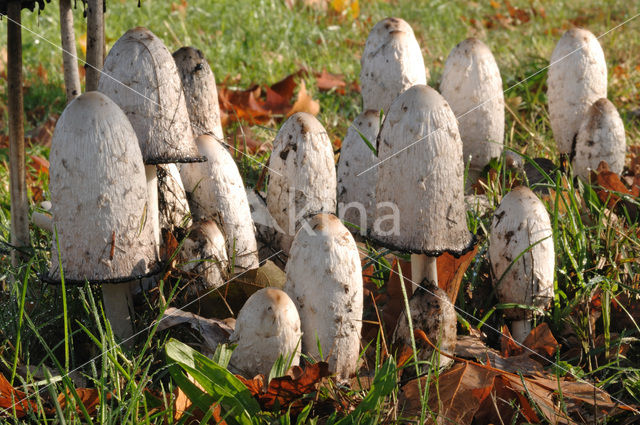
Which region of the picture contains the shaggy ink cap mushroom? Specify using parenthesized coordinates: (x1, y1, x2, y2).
(98, 27, 204, 165)
(229, 287, 302, 378)
(267, 112, 337, 255)
(284, 213, 362, 380)
(173, 46, 224, 141)
(547, 28, 607, 156)
(489, 186, 555, 342)
(337, 110, 381, 237)
(440, 38, 504, 173)
(47, 91, 158, 284)
(370, 84, 474, 256)
(157, 163, 191, 234)
(180, 135, 259, 272)
(360, 17, 427, 114)
(573, 98, 626, 179)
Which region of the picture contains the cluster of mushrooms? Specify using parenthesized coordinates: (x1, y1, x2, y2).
(36, 18, 626, 379)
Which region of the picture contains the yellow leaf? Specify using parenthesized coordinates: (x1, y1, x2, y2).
(78, 32, 87, 56)
(331, 0, 359, 18)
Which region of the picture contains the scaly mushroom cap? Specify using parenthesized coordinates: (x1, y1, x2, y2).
(267, 113, 337, 254)
(230, 287, 302, 378)
(337, 110, 380, 236)
(360, 17, 427, 114)
(177, 220, 228, 295)
(173, 46, 224, 141)
(98, 27, 202, 164)
(284, 214, 362, 380)
(157, 163, 191, 233)
(371, 84, 474, 256)
(180, 135, 259, 272)
(440, 38, 504, 171)
(489, 186, 554, 320)
(48, 92, 158, 282)
(547, 28, 607, 154)
(573, 98, 626, 179)
(393, 281, 456, 369)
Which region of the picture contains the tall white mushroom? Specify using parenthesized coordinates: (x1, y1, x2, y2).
(371, 85, 473, 367)
(180, 135, 259, 272)
(360, 17, 427, 114)
(489, 186, 555, 342)
(173, 46, 224, 141)
(573, 98, 626, 179)
(267, 112, 336, 255)
(284, 213, 362, 380)
(98, 27, 204, 252)
(229, 287, 302, 378)
(336, 110, 380, 236)
(440, 38, 504, 176)
(157, 164, 191, 236)
(547, 28, 607, 156)
(47, 92, 158, 341)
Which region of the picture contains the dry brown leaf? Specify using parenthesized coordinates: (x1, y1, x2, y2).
(501, 323, 558, 358)
(0, 373, 43, 418)
(593, 161, 633, 208)
(437, 245, 478, 302)
(57, 388, 110, 416)
(287, 80, 320, 117)
(315, 69, 347, 93)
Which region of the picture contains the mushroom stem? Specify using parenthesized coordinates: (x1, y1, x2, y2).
(59, 0, 81, 102)
(32, 211, 52, 232)
(511, 319, 531, 343)
(410, 254, 437, 287)
(85, 0, 104, 91)
(145, 165, 161, 251)
(101, 283, 135, 346)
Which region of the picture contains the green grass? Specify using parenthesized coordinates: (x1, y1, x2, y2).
(1, 0, 640, 423)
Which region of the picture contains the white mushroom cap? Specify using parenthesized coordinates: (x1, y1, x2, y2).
(179, 135, 259, 272)
(48, 92, 157, 282)
(547, 28, 607, 155)
(371, 84, 474, 256)
(440, 38, 504, 171)
(177, 220, 228, 295)
(229, 287, 302, 378)
(284, 213, 362, 380)
(393, 281, 456, 370)
(98, 27, 202, 164)
(489, 186, 554, 321)
(337, 110, 380, 237)
(173, 46, 224, 141)
(360, 17, 427, 114)
(573, 98, 626, 179)
(157, 163, 191, 233)
(266, 113, 337, 254)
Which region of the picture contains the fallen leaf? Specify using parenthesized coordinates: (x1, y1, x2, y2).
(437, 245, 478, 302)
(156, 307, 234, 353)
(522, 323, 558, 357)
(330, 0, 359, 18)
(78, 32, 87, 56)
(593, 161, 633, 209)
(287, 80, 320, 117)
(315, 69, 347, 93)
(57, 388, 111, 416)
(29, 155, 49, 176)
(0, 373, 43, 418)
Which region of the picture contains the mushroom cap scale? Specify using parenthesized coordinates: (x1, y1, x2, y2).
(173, 46, 224, 141)
(360, 17, 427, 114)
(98, 27, 203, 165)
(179, 135, 259, 272)
(284, 214, 363, 380)
(48, 92, 158, 283)
(336, 110, 380, 236)
(230, 287, 302, 378)
(440, 38, 504, 171)
(573, 98, 626, 179)
(547, 28, 607, 154)
(489, 186, 555, 320)
(371, 84, 474, 256)
(267, 113, 337, 254)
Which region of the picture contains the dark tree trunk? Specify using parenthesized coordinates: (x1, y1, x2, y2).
(85, 0, 103, 91)
(7, 1, 29, 265)
(59, 0, 81, 102)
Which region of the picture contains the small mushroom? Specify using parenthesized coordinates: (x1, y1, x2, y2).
(336, 110, 380, 237)
(440, 38, 504, 175)
(157, 163, 191, 234)
(360, 17, 427, 114)
(267, 112, 337, 255)
(371, 85, 473, 367)
(47, 92, 158, 341)
(229, 287, 302, 378)
(177, 220, 228, 296)
(98, 27, 204, 252)
(180, 135, 259, 272)
(284, 213, 362, 380)
(173, 46, 224, 141)
(489, 186, 555, 342)
(547, 28, 607, 155)
(573, 98, 626, 179)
